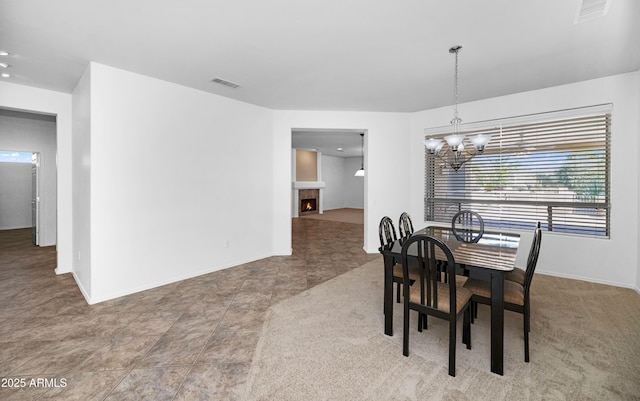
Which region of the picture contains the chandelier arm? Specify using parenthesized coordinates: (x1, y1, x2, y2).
(461, 144, 480, 158)
(434, 152, 449, 166)
(432, 147, 469, 170)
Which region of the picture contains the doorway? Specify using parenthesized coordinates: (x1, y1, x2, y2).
(0, 149, 39, 243)
(0, 108, 57, 247)
(290, 128, 367, 247)
(31, 152, 40, 245)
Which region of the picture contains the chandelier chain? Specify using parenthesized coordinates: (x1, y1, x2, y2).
(454, 49, 459, 120)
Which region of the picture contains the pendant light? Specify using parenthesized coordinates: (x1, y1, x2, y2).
(354, 133, 365, 176)
(423, 46, 491, 171)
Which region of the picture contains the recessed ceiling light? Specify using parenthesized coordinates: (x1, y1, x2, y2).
(337, 148, 344, 152)
(0, 63, 10, 68)
(0, 50, 9, 56)
(1, 73, 10, 78)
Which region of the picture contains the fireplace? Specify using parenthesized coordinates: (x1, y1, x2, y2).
(301, 198, 317, 212)
(299, 189, 320, 215)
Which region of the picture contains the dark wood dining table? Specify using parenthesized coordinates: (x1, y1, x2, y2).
(379, 225, 520, 376)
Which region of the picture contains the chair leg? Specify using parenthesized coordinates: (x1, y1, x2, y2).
(463, 307, 471, 350)
(470, 301, 478, 324)
(403, 303, 410, 357)
(524, 295, 531, 362)
(524, 317, 530, 362)
(417, 312, 429, 332)
(449, 319, 456, 377)
(524, 307, 530, 362)
(397, 280, 416, 303)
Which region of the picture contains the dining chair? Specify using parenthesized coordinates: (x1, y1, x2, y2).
(505, 265, 526, 285)
(400, 234, 472, 377)
(379, 216, 419, 303)
(379, 216, 397, 248)
(504, 224, 539, 285)
(463, 221, 542, 362)
(398, 212, 414, 238)
(451, 210, 484, 243)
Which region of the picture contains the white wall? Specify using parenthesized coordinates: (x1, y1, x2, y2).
(86, 63, 275, 303)
(320, 154, 344, 210)
(0, 162, 31, 229)
(0, 81, 72, 274)
(637, 70, 640, 292)
(343, 157, 364, 209)
(320, 155, 364, 210)
(273, 111, 412, 255)
(410, 71, 640, 290)
(72, 65, 92, 299)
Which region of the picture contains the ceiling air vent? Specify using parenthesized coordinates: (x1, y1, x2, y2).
(574, 0, 611, 24)
(211, 77, 241, 89)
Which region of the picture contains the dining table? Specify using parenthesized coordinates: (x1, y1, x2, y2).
(379, 225, 520, 376)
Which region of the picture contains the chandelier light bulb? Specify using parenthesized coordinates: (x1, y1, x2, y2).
(470, 134, 492, 152)
(424, 138, 443, 153)
(445, 134, 465, 151)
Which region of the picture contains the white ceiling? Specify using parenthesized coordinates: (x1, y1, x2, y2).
(1, 0, 638, 113)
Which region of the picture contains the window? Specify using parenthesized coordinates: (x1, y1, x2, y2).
(424, 105, 611, 237)
(0, 150, 33, 163)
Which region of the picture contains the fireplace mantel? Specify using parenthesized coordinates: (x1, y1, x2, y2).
(292, 181, 326, 189)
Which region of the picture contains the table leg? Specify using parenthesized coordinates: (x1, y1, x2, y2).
(383, 254, 394, 336)
(490, 271, 505, 375)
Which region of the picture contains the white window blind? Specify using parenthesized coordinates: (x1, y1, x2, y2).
(424, 106, 611, 237)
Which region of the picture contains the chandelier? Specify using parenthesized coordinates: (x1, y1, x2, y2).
(424, 46, 491, 171)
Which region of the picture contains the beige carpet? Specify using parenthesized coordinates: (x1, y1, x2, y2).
(301, 208, 364, 225)
(243, 259, 640, 401)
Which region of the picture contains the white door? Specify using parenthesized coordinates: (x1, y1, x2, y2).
(31, 152, 39, 245)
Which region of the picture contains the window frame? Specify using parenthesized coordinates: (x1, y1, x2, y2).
(424, 104, 612, 238)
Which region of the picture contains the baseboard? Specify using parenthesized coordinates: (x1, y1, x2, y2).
(537, 269, 638, 291)
(72, 272, 93, 304)
(363, 246, 377, 254)
(0, 225, 31, 230)
(364, 245, 379, 254)
(273, 248, 293, 256)
(55, 265, 72, 275)
(85, 252, 276, 305)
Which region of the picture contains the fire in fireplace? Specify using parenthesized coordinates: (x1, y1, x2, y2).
(301, 198, 317, 212)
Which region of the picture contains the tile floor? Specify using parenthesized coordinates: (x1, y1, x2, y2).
(0, 217, 376, 400)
